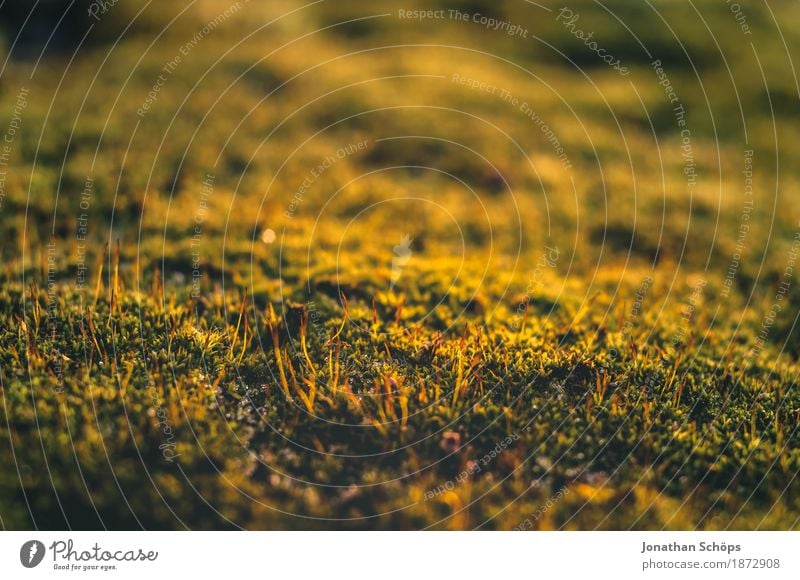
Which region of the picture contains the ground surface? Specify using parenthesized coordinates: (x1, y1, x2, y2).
(0, 0, 798, 529)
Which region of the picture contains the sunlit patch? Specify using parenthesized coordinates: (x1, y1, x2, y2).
(261, 228, 276, 244)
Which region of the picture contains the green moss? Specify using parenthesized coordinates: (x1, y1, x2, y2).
(1, 0, 799, 530)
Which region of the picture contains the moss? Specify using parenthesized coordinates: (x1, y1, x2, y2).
(1, 0, 799, 530)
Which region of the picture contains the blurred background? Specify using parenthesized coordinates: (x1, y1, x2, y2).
(1, 0, 798, 289)
(0, 0, 798, 530)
